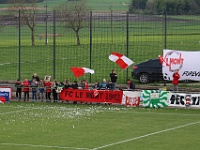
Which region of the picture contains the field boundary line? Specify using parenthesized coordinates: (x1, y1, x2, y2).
(0, 108, 39, 115)
(0, 143, 90, 150)
(92, 120, 200, 150)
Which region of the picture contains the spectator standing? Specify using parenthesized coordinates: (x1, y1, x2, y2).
(38, 79, 45, 102)
(80, 80, 89, 89)
(15, 79, 22, 101)
(127, 79, 135, 90)
(32, 73, 40, 82)
(44, 80, 52, 102)
(71, 81, 78, 89)
(23, 78, 30, 102)
(100, 79, 108, 89)
(172, 69, 180, 91)
(93, 80, 100, 89)
(31, 79, 38, 102)
(107, 80, 113, 90)
(85, 80, 89, 89)
(52, 79, 58, 102)
(71, 81, 78, 104)
(64, 79, 71, 89)
(80, 80, 85, 89)
(110, 70, 117, 89)
(57, 81, 65, 102)
(59, 82, 65, 89)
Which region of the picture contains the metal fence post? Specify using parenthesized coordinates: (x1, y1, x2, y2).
(163, 3, 167, 87)
(45, 3, 48, 46)
(164, 6, 167, 50)
(18, 9, 21, 80)
(126, 12, 129, 82)
(89, 11, 93, 83)
(53, 10, 56, 79)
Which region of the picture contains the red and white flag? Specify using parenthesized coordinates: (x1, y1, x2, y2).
(109, 52, 134, 69)
(70, 67, 94, 78)
(92, 89, 99, 97)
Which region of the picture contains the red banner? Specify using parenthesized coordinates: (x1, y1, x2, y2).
(60, 89, 123, 104)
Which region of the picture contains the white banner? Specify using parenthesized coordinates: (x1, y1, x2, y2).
(168, 92, 200, 108)
(122, 91, 140, 105)
(162, 49, 200, 81)
(0, 87, 12, 99)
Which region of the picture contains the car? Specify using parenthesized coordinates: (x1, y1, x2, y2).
(132, 59, 163, 84)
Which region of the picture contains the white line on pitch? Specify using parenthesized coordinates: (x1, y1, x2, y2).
(92, 120, 200, 150)
(0, 143, 90, 150)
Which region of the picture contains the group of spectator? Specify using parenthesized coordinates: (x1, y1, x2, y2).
(15, 70, 135, 102)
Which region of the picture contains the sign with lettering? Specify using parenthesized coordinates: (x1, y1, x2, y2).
(162, 49, 200, 81)
(168, 92, 200, 108)
(0, 87, 12, 99)
(60, 89, 123, 104)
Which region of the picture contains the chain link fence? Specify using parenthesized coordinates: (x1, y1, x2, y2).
(0, 9, 200, 84)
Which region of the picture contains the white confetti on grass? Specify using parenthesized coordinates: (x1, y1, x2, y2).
(0, 103, 132, 138)
(1, 103, 131, 123)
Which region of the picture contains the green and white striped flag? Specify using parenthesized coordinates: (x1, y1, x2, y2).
(142, 90, 168, 108)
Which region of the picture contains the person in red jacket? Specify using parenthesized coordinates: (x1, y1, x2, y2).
(44, 80, 52, 102)
(23, 78, 30, 102)
(172, 69, 180, 91)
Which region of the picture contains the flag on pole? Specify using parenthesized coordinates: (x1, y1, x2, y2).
(158, 55, 164, 64)
(70, 67, 94, 78)
(109, 52, 134, 69)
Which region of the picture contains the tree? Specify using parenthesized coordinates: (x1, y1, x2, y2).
(11, 0, 39, 46)
(57, 0, 89, 46)
(129, 0, 148, 13)
(153, 0, 200, 15)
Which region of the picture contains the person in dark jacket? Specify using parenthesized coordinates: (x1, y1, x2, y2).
(107, 80, 113, 90)
(32, 73, 40, 82)
(15, 79, 22, 101)
(52, 79, 58, 102)
(71, 81, 78, 89)
(93, 80, 100, 89)
(127, 79, 135, 90)
(110, 70, 117, 89)
(64, 79, 71, 89)
(31, 79, 38, 102)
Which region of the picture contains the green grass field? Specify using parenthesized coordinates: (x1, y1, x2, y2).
(0, 102, 200, 150)
(0, 0, 131, 11)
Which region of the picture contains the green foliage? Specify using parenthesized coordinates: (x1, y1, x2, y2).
(129, 0, 200, 15)
(129, 0, 147, 13)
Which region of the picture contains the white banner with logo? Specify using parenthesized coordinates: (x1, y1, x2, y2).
(168, 92, 200, 108)
(162, 49, 200, 81)
(122, 91, 140, 106)
(0, 87, 12, 99)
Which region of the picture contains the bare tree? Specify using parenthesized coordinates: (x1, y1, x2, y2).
(11, 0, 39, 46)
(57, 0, 89, 46)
